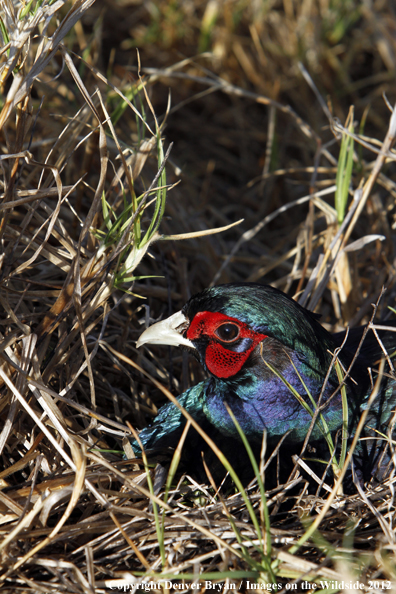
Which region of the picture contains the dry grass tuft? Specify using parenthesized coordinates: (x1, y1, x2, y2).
(1, 0, 396, 592)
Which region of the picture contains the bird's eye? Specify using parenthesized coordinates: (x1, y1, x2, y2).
(215, 323, 240, 342)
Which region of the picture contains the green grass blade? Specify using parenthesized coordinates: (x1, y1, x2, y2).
(334, 359, 348, 471)
(335, 107, 355, 224)
(225, 404, 272, 560)
(261, 357, 334, 451)
(139, 130, 167, 246)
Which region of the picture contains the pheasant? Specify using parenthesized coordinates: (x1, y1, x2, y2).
(132, 283, 396, 485)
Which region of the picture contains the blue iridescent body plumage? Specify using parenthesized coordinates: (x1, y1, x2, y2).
(131, 283, 396, 483)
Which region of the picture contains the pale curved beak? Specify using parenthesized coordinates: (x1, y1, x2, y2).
(136, 310, 195, 349)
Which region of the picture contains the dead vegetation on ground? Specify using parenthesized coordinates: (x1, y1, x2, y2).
(1, 0, 396, 592)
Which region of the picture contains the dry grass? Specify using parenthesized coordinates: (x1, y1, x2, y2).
(1, 0, 396, 592)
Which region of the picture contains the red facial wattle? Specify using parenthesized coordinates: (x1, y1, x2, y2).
(186, 311, 267, 378)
